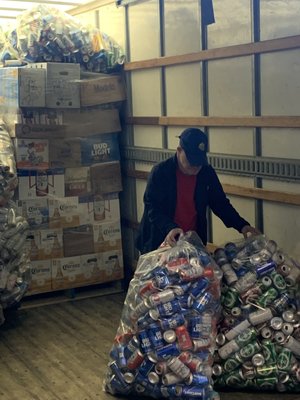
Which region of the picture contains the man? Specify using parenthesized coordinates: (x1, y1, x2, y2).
(136, 127, 259, 254)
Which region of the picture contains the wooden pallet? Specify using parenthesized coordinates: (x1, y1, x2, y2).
(20, 279, 124, 309)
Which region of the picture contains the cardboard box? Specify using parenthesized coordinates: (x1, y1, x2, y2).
(7, 109, 121, 138)
(52, 256, 82, 290)
(80, 253, 105, 283)
(64, 167, 91, 197)
(28, 63, 80, 108)
(14, 138, 49, 170)
(81, 133, 120, 165)
(80, 73, 126, 107)
(93, 220, 122, 253)
(26, 230, 42, 261)
(48, 197, 80, 229)
(90, 162, 122, 194)
(17, 199, 49, 228)
(17, 168, 65, 200)
(63, 224, 94, 257)
(40, 228, 64, 260)
(78, 196, 95, 225)
(101, 248, 124, 282)
(49, 138, 81, 168)
(93, 193, 120, 222)
(27, 260, 52, 295)
(0, 67, 45, 109)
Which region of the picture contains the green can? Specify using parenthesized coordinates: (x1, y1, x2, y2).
(261, 340, 277, 363)
(256, 376, 278, 390)
(257, 287, 278, 307)
(223, 370, 244, 386)
(235, 327, 257, 347)
(277, 348, 293, 371)
(223, 355, 241, 372)
(238, 340, 261, 360)
(223, 288, 239, 308)
(271, 272, 287, 291)
(255, 363, 278, 377)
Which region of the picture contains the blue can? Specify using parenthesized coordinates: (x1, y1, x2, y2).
(192, 292, 212, 313)
(160, 313, 185, 330)
(177, 294, 190, 309)
(108, 361, 127, 387)
(124, 336, 139, 360)
(175, 385, 206, 398)
(109, 375, 131, 394)
(156, 343, 180, 359)
(153, 268, 172, 289)
(189, 278, 209, 299)
(256, 260, 276, 277)
(156, 299, 181, 317)
(160, 385, 178, 397)
(198, 251, 212, 267)
(116, 344, 127, 368)
(147, 323, 164, 349)
(189, 316, 203, 339)
(138, 330, 152, 354)
(224, 242, 238, 261)
(137, 313, 153, 329)
(139, 358, 155, 376)
(188, 373, 209, 386)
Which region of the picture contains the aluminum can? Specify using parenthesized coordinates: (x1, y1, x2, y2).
(255, 363, 278, 377)
(260, 275, 272, 290)
(160, 384, 177, 397)
(138, 358, 155, 376)
(160, 313, 185, 331)
(192, 292, 212, 313)
(224, 242, 238, 261)
(139, 280, 157, 298)
(175, 385, 206, 398)
(241, 361, 256, 379)
(260, 327, 273, 340)
(223, 356, 241, 372)
(270, 316, 283, 330)
(223, 288, 239, 308)
(156, 298, 181, 318)
(256, 260, 276, 277)
(108, 361, 127, 386)
(127, 349, 144, 370)
(177, 294, 190, 309)
(238, 340, 261, 360)
(148, 371, 160, 384)
(167, 356, 191, 379)
(222, 370, 244, 385)
(282, 309, 295, 322)
(271, 293, 290, 313)
(146, 288, 175, 307)
(277, 348, 293, 371)
(123, 372, 135, 384)
(248, 307, 273, 325)
(188, 316, 202, 339)
(235, 327, 257, 347)
(271, 272, 287, 291)
(163, 329, 176, 343)
(175, 325, 193, 351)
(138, 330, 152, 354)
(179, 265, 204, 281)
(274, 331, 286, 344)
(214, 248, 228, 266)
(193, 338, 211, 352)
(155, 361, 168, 375)
(116, 344, 127, 368)
(188, 278, 209, 299)
(283, 336, 300, 357)
(156, 343, 180, 359)
(187, 373, 209, 386)
(256, 376, 278, 390)
(225, 319, 251, 341)
(282, 322, 294, 336)
(147, 323, 164, 349)
(108, 374, 130, 394)
(153, 268, 171, 289)
(162, 372, 182, 385)
(234, 271, 257, 294)
(221, 263, 238, 285)
(212, 364, 223, 377)
(251, 353, 265, 367)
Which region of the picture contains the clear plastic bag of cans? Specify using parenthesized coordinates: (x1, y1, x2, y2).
(212, 234, 300, 393)
(14, 4, 125, 72)
(104, 231, 222, 400)
(0, 123, 31, 325)
(0, 25, 19, 64)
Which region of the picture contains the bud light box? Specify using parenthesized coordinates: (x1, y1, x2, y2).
(48, 197, 80, 229)
(81, 133, 120, 165)
(17, 198, 49, 228)
(27, 260, 52, 295)
(17, 168, 65, 200)
(14, 138, 49, 170)
(51, 256, 82, 290)
(0, 67, 45, 109)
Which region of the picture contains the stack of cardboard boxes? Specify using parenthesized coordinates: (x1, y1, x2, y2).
(0, 62, 126, 295)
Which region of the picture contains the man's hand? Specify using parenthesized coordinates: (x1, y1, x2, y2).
(164, 228, 184, 247)
(241, 225, 261, 238)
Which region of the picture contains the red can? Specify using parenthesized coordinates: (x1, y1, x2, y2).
(127, 349, 144, 370)
(139, 280, 157, 298)
(175, 325, 193, 351)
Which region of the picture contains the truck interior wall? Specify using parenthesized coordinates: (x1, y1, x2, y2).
(71, 0, 300, 266)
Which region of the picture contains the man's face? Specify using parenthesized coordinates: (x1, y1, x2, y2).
(177, 147, 202, 175)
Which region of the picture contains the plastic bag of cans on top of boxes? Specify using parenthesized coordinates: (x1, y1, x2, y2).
(14, 4, 125, 73)
(104, 231, 222, 400)
(0, 124, 31, 325)
(211, 234, 300, 393)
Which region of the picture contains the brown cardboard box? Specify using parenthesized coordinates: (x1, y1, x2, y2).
(49, 138, 81, 168)
(51, 256, 82, 290)
(63, 224, 94, 257)
(27, 260, 52, 295)
(8, 109, 121, 138)
(80, 73, 126, 107)
(90, 162, 122, 194)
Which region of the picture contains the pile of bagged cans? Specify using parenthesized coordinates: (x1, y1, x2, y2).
(0, 124, 31, 325)
(212, 235, 300, 392)
(4, 4, 125, 72)
(104, 232, 222, 399)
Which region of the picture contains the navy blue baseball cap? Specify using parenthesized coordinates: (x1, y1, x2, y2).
(179, 128, 208, 166)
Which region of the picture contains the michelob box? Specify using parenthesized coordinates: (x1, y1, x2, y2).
(63, 224, 94, 257)
(14, 138, 49, 170)
(17, 199, 49, 228)
(27, 260, 52, 295)
(64, 167, 91, 197)
(17, 168, 65, 200)
(28, 62, 80, 108)
(40, 228, 64, 260)
(51, 256, 82, 290)
(0, 67, 45, 109)
(48, 197, 80, 229)
(93, 220, 122, 253)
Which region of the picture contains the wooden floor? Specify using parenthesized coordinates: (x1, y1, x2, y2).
(0, 292, 299, 400)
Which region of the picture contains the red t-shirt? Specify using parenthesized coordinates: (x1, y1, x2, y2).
(174, 168, 197, 232)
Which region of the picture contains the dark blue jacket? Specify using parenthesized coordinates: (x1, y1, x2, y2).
(136, 155, 249, 254)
